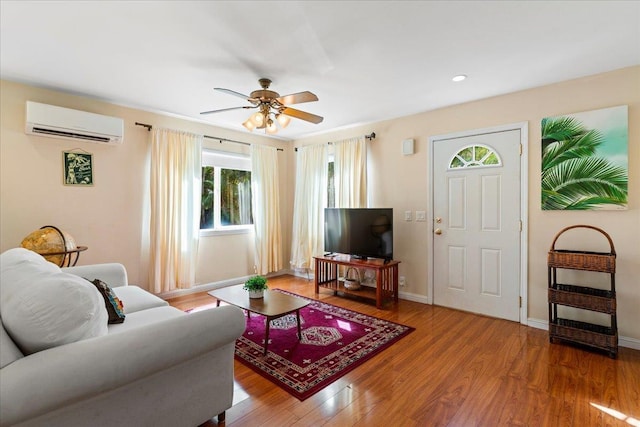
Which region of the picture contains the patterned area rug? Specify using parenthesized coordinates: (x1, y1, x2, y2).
(233, 290, 414, 401)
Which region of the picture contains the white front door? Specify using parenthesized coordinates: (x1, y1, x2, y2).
(432, 128, 522, 322)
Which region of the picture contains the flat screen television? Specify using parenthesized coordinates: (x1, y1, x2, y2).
(324, 208, 393, 261)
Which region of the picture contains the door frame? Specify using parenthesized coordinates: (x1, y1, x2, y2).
(427, 122, 529, 324)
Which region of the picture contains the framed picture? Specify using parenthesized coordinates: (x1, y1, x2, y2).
(63, 151, 93, 186)
(541, 105, 628, 210)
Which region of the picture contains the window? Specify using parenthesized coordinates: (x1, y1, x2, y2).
(448, 144, 502, 169)
(327, 159, 335, 208)
(201, 150, 253, 233)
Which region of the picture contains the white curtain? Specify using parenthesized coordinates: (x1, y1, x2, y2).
(290, 144, 328, 270)
(333, 136, 367, 207)
(149, 128, 202, 293)
(251, 144, 282, 275)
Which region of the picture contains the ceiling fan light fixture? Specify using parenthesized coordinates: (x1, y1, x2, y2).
(242, 119, 256, 131)
(276, 113, 291, 129)
(266, 118, 278, 134)
(206, 78, 324, 134)
(250, 111, 265, 126)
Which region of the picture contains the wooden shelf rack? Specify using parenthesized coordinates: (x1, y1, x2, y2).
(548, 225, 617, 358)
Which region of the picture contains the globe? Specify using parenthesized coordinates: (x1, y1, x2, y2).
(21, 226, 77, 267)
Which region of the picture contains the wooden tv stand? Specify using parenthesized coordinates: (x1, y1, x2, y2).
(314, 255, 400, 309)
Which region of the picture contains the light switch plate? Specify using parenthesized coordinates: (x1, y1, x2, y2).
(416, 210, 426, 221)
(404, 210, 412, 221)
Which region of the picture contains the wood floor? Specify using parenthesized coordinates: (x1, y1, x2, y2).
(167, 275, 640, 427)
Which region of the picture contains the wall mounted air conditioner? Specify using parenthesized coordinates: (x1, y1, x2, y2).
(25, 101, 124, 144)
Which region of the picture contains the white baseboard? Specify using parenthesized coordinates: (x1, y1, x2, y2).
(398, 290, 430, 304)
(527, 317, 548, 331)
(618, 336, 640, 350)
(289, 268, 313, 280)
(159, 271, 289, 300)
(159, 277, 247, 299)
(527, 317, 640, 350)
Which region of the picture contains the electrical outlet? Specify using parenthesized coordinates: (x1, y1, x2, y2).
(416, 210, 426, 221)
(404, 211, 412, 221)
(399, 276, 406, 287)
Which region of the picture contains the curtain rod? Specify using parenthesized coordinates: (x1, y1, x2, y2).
(135, 122, 283, 151)
(294, 132, 376, 152)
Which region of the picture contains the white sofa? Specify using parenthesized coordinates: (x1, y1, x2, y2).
(0, 248, 245, 427)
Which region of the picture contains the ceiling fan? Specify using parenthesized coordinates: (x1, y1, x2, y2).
(200, 78, 323, 134)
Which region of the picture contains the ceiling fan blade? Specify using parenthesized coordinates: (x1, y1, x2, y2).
(276, 91, 319, 105)
(200, 106, 254, 115)
(214, 88, 252, 101)
(282, 107, 324, 124)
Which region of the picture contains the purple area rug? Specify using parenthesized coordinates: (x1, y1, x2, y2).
(232, 289, 414, 400)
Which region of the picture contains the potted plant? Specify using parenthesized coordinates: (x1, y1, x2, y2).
(243, 275, 268, 298)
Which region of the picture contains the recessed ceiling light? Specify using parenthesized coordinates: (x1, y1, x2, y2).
(452, 74, 467, 82)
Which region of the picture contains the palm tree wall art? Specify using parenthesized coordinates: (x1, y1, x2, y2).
(541, 105, 628, 210)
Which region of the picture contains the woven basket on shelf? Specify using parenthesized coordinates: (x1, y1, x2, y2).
(548, 284, 616, 314)
(547, 225, 616, 273)
(343, 267, 362, 290)
(550, 319, 617, 350)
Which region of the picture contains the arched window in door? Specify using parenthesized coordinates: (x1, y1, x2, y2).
(448, 144, 502, 169)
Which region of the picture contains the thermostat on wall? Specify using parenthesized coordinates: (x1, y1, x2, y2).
(402, 138, 414, 155)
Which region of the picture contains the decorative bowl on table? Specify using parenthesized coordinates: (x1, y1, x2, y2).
(343, 267, 361, 290)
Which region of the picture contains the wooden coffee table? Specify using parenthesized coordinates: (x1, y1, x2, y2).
(208, 285, 310, 355)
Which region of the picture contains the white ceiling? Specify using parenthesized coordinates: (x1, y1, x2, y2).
(1, 1, 639, 140)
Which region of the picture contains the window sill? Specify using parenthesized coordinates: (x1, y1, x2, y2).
(200, 226, 254, 237)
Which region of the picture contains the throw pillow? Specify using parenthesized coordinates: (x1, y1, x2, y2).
(0, 249, 108, 354)
(87, 279, 126, 324)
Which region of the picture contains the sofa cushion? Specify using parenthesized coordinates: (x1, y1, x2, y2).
(0, 320, 24, 368)
(112, 285, 169, 314)
(88, 279, 126, 324)
(107, 306, 185, 334)
(0, 247, 60, 278)
(0, 248, 108, 354)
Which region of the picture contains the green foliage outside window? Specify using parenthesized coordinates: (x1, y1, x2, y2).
(449, 145, 500, 169)
(201, 166, 252, 229)
(221, 169, 252, 226)
(201, 166, 214, 229)
(327, 161, 335, 208)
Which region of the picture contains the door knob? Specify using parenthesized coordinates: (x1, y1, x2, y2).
(434, 228, 442, 235)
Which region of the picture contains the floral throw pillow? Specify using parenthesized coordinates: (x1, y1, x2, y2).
(87, 278, 126, 324)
